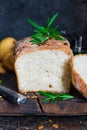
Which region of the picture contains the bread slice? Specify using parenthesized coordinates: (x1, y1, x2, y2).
(71, 54, 87, 98)
(15, 37, 73, 94)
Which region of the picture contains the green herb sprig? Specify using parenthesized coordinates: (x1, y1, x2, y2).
(39, 91, 74, 103)
(0, 81, 4, 85)
(28, 13, 65, 46)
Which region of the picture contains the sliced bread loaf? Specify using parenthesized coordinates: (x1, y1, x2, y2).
(15, 37, 73, 94)
(71, 54, 87, 98)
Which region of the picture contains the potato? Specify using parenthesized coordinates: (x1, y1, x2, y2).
(0, 37, 16, 61)
(0, 62, 7, 73)
(2, 50, 15, 72)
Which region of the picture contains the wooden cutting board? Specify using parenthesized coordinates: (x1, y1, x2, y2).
(0, 72, 87, 116)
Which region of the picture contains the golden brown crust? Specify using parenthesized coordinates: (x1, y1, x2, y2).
(14, 37, 38, 56)
(41, 38, 70, 46)
(70, 54, 87, 98)
(15, 37, 73, 58)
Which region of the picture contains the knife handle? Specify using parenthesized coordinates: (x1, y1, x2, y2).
(0, 85, 26, 104)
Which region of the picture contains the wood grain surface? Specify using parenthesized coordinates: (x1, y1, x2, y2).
(0, 72, 87, 117)
(0, 116, 86, 130)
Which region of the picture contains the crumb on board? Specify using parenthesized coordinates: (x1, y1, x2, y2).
(37, 124, 44, 130)
(26, 96, 30, 99)
(26, 95, 38, 99)
(52, 124, 59, 129)
(0, 98, 3, 101)
(0, 96, 3, 101)
(31, 95, 38, 99)
(48, 119, 52, 122)
(23, 92, 27, 95)
(0, 96, 2, 98)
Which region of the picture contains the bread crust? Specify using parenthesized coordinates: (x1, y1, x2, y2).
(18, 89, 70, 95)
(70, 54, 87, 98)
(14, 37, 73, 57)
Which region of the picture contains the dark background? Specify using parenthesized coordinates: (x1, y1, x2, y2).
(0, 0, 87, 48)
(0, 1, 87, 129)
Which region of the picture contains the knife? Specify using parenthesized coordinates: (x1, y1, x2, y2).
(0, 85, 26, 104)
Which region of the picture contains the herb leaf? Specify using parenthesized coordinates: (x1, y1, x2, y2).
(0, 81, 4, 85)
(46, 13, 58, 29)
(28, 13, 65, 45)
(38, 91, 74, 103)
(28, 19, 47, 34)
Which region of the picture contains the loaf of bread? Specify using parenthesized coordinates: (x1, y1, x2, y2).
(71, 54, 87, 98)
(14, 37, 73, 94)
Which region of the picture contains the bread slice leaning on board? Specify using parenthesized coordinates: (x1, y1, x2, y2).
(14, 37, 73, 94)
(70, 54, 87, 98)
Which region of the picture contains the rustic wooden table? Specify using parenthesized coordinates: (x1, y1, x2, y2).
(0, 116, 86, 130)
(0, 73, 87, 130)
